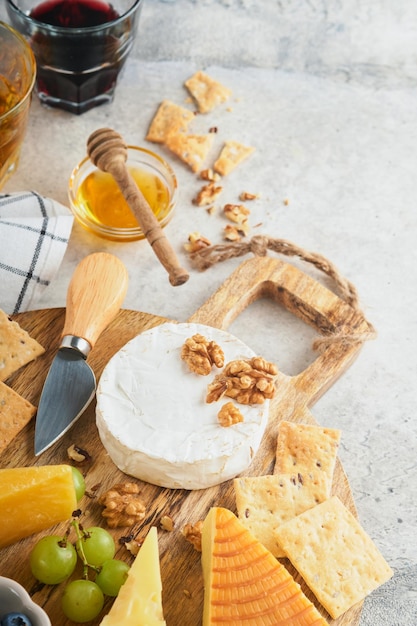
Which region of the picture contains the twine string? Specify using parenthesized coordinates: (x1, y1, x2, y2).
(190, 234, 376, 350)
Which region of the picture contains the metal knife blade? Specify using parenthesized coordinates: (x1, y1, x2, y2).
(34, 252, 129, 456)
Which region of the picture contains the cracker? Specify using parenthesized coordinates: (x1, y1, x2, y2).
(234, 472, 328, 557)
(275, 420, 341, 497)
(213, 140, 255, 176)
(146, 99, 195, 144)
(165, 133, 214, 173)
(0, 309, 45, 382)
(0, 381, 36, 455)
(184, 71, 231, 114)
(275, 496, 393, 618)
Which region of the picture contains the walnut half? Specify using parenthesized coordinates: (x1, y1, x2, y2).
(206, 356, 278, 405)
(98, 483, 146, 528)
(181, 334, 224, 376)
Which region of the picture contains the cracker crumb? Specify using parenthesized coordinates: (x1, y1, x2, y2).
(184, 71, 231, 114)
(146, 100, 194, 144)
(214, 141, 255, 176)
(165, 133, 213, 173)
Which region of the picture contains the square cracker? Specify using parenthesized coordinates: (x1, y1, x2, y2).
(146, 100, 195, 144)
(165, 133, 214, 173)
(275, 496, 393, 618)
(184, 71, 231, 114)
(275, 420, 341, 497)
(0, 381, 37, 455)
(0, 309, 45, 382)
(234, 472, 328, 558)
(213, 140, 255, 176)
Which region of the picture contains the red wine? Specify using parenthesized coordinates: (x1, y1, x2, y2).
(30, 0, 119, 28)
(13, 0, 142, 114)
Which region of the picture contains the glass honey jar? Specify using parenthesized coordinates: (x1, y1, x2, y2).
(68, 146, 178, 241)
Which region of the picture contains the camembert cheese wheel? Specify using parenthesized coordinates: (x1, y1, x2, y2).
(96, 322, 270, 489)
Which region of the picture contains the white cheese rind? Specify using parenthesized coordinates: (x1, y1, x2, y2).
(96, 322, 270, 490)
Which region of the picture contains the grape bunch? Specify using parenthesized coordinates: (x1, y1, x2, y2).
(29, 468, 130, 623)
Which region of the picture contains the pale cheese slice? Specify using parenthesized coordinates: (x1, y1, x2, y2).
(100, 526, 165, 625)
(96, 322, 270, 490)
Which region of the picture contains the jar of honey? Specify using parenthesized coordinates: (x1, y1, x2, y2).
(68, 146, 178, 241)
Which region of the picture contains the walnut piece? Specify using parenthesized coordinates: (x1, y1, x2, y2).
(206, 356, 278, 405)
(193, 182, 223, 206)
(223, 203, 250, 224)
(67, 444, 91, 463)
(239, 191, 259, 201)
(184, 231, 212, 253)
(200, 168, 221, 182)
(120, 535, 143, 556)
(160, 515, 174, 532)
(224, 224, 242, 241)
(98, 483, 146, 528)
(181, 334, 224, 376)
(218, 402, 244, 427)
(182, 520, 203, 552)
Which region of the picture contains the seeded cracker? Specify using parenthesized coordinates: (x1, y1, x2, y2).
(234, 472, 328, 558)
(184, 71, 231, 114)
(213, 140, 255, 176)
(0, 381, 36, 455)
(274, 421, 341, 498)
(146, 100, 195, 144)
(0, 309, 45, 382)
(165, 133, 214, 173)
(275, 496, 393, 619)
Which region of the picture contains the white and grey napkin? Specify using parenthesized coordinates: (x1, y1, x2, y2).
(0, 191, 74, 314)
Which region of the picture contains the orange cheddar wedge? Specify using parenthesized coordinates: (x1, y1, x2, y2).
(0, 465, 77, 548)
(202, 507, 328, 626)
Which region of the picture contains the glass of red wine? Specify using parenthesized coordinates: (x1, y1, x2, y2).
(6, 0, 143, 114)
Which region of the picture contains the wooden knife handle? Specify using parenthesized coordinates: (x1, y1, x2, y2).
(62, 252, 129, 348)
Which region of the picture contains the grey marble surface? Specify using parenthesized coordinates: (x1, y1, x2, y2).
(1, 1, 416, 623)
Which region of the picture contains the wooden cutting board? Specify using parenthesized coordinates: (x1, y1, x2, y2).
(1, 255, 373, 625)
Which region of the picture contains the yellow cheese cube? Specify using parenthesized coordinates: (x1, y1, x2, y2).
(100, 526, 166, 625)
(0, 465, 77, 548)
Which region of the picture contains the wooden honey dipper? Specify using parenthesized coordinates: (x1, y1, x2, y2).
(87, 128, 189, 286)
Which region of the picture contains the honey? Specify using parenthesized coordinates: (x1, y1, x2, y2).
(76, 166, 171, 231)
(69, 146, 177, 241)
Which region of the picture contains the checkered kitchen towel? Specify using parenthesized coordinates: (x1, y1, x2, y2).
(0, 191, 74, 314)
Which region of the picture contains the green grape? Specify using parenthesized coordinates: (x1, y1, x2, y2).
(76, 526, 115, 567)
(71, 466, 86, 501)
(95, 559, 130, 596)
(30, 535, 77, 585)
(62, 579, 104, 623)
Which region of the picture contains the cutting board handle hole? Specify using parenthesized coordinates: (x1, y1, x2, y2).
(228, 297, 318, 377)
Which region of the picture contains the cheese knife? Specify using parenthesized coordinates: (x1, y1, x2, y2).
(34, 252, 129, 456)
